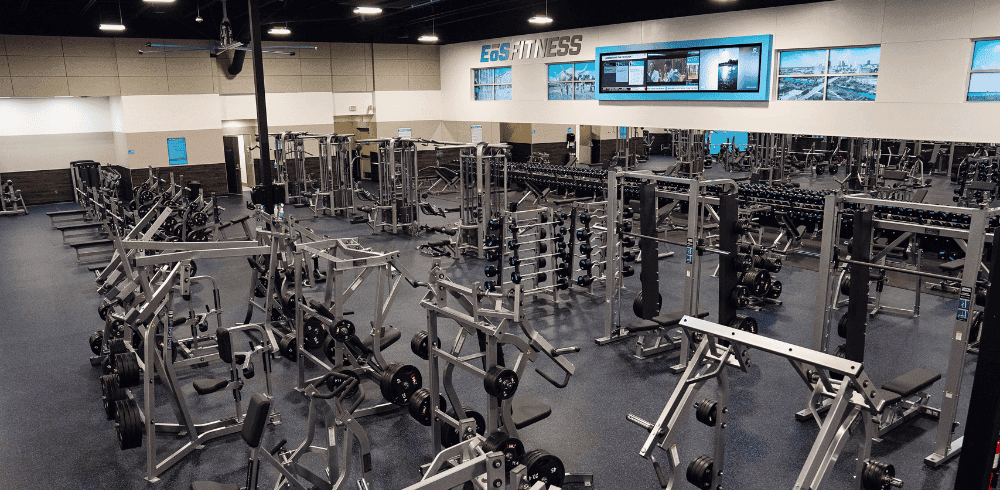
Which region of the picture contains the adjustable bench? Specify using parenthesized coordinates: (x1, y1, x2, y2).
(931, 259, 964, 294)
(876, 367, 942, 439)
(427, 166, 460, 194)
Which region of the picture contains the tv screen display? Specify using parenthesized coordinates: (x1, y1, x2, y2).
(596, 35, 772, 101)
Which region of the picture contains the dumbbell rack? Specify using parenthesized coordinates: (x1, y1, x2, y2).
(565, 201, 612, 296)
(491, 207, 561, 304)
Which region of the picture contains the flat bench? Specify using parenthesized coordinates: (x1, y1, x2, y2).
(67, 238, 115, 264)
(47, 209, 88, 226)
(630, 310, 710, 333)
(879, 367, 941, 406)
(875, 367, 942, 438)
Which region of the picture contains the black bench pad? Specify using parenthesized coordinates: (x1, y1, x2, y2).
(630, 311, 710, 332)
(939, 259, 965, 272)
(361, 326, 401, 353)
(46, 209, 87, 216)
(56, 222, 102, 231)
(881, 367, 941, 398)
(68, 239, 112, 248)
(512, 396, 552, 430)
(193, 378, 229, 395)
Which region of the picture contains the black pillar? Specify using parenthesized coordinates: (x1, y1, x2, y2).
(845, 209, 873, 363)
(955, 231, 1000, 489)
(639, 183, 658, 319)
(248, 0, 274, 213)
(717, 192, 738, 326)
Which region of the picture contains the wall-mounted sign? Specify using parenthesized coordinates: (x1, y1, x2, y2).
(398, 128, 412, 139)
(167, 137, 188, 166)
(471, 125, 483, 143)
(481, 35, 584, 62)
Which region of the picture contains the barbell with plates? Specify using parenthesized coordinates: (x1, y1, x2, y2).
(861, 460, 903, 490)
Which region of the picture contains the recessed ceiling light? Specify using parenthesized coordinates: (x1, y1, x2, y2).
(268, 26, 291, 35)
(418, 34, 438, 42)
(353, 6, 382, 14)
(99, 23, 126, 31)
(528, 15, 552, 24)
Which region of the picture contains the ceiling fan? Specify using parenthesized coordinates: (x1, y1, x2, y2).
(138, 0, 315, 56)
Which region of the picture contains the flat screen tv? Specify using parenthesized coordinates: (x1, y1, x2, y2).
(596, 35, 773, 101)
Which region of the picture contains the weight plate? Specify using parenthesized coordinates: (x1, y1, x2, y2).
(484, 366, 519, 400)
(521, 449, 565, 488)
(483, 431, 526, 474)
(330, 319, 356, 341)
(326, 367, 361, 398)
(303, 317, 328, 350)
(115, 353, 141, 388)
(278, 333, 297, 361)
(406, 388, 447, 426)
(685, 454, 713, 490)
(89, 331, 104, 356)
(379, 363, 422, 405)
(441, 407, 486, 448)
(695, 398, 718, 427)
(410, 331, 440, 361)
(115, 398, 143, 450)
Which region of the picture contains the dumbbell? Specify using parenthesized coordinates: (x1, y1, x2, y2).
(579, 258, 602, 273)
(576, 275, 595, 287)
(511, 271, 548, 285)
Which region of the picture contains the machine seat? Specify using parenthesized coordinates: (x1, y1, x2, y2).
(881, 367, 941, 399)
(512, 396, 552, 430)
(193, 378, 229, 395)
(361, 326, 402, 354)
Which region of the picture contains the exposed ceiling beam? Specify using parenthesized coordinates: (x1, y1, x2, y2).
(19, 0, 30, 13)
(80, 0, 98, 15)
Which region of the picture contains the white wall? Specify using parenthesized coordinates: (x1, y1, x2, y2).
(0, 97, 116, 172)
(439, 0, 1000, 142)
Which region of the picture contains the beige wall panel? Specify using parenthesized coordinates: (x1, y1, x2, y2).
(408, 75, 441, 91)
(408, 60, 440, 76)
(301, 76, 333, 92)
(123, 129, 224, 168)
(265, 75, 302, 93)
(374, 44, 408, 60)
(115, 38, 165, 58)
(882, 0, 973, 43)
(218, 76, 255, 94)
(119, 76, 169, 96)
(4, 35, 64, 57)
(61, 37, 116, 57)
(300, 43, 330, 59)
(300, 58, 332, 76)
(68, 77, 121, 97)
(11, 77, 69, 97)
(374, 75, 408, 91)
(262, 57, 301, 75)
(408, 45, 439, 61)
(7, 56, 66, 77)
(118, 57, 167, 77)
(374, 59, 408, 77)
(971, 1, 1000, 38)
(166, 57, 214, 77)
(168, 77, 216, 94)
(333, 59, 370, 76)
(0, 78, 12, 97)
(0, 36, 5, 56)
(331, 43, 372, 60)
(0, 56, 8, 77)
(331, 75, 369, 92)
(163, 40, 216, 57)
(65, 57, 119, 77)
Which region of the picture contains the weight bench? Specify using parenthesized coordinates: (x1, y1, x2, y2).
(47, 209, 88, 226)
(931, 259, 964, 294)
(511, 396, 552, 430)
(57, 221, 105, 243)
(631, 311, 710, 361)
(427, 166, 460, 194)
(68, 238, 114, 263)
(361, 326, 402, 354)
(876, 367, 942, 439)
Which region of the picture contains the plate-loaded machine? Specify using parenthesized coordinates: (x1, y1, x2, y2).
(629, 316, 903, 490)
(602, 171, 740, 367)
(110, 237, 279, 483)
(0, 179, 28, 216)
(304, 133, 357, 218)
(805, 194, 1000, 468)
(414, 262, 589, 489)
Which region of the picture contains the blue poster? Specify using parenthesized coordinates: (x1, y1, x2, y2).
(167, 138, 188, 166)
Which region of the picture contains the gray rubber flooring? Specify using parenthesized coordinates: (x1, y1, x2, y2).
(0, 160, 972, 490)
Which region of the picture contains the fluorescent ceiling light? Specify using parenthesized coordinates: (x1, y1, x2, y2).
(418, 34, 438, 42)
(528, 15, 552, 24)
(143, 0, 175, 3)
(268, 26, 291, 35)
(99, 23, 126, 31)
(353, 6, 382, 14)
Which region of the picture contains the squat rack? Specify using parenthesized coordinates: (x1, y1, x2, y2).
(807, 193, 1000, 468)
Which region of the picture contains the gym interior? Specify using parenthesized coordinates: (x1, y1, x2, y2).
(2, 0, 1000, 489)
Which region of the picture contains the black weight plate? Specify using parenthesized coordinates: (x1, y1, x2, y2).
(89, 331, 104, 356)
(278, 333, 297, 361)
(115, 398, 143, 450)
(522, 449, 565, 488)
(483, 431, 526, 474)
(407, 388, 447, 426)
(380, 363, 422, 405)
(767, 280, 783, 299)
(330, 319, 356, 341)
(115, 353, 141, 387)
(484, 366, 519, 400)
(441, 407, 486, 447)
(695, 398, 718, 427)
(632, 292, 663, 318)
(303, 317, 328, 350)
(685, 454, 713, 490)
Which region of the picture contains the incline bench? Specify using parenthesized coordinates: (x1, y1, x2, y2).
(876, 366, 942, 439)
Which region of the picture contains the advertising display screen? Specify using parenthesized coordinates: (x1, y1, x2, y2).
(596, 35, 772, 101)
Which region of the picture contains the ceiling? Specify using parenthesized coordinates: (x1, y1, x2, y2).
(0, 0, 831, 45)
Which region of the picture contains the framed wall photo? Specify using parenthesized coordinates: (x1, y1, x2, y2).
(167, 137, 188, 166)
